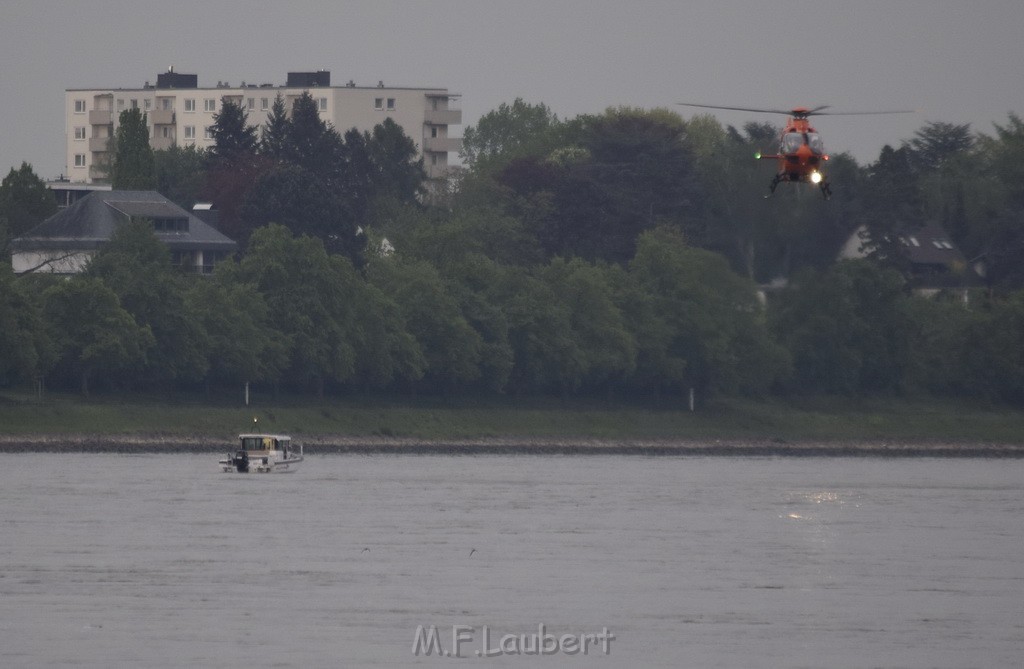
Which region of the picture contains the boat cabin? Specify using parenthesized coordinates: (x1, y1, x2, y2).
(239, 433, 293, 456)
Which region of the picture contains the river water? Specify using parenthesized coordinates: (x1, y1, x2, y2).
(1, 453, 1022, 668)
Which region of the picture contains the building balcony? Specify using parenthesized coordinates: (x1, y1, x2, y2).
(424, 108, 462, 125)
(88, 164, 110, 181)
(423, 136, 462, 153)
(89, 109, 112, 125)
(149, 109, 175, 125)
(425, 163, 460, 180)
(89, 137, 110, 152)
(151, 135, 174, 151)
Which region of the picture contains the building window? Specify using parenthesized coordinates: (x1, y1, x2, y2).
(74, 100, 86, 113)
(386, 98, 395, 110)
(117, 99, 125, 111)
(318, 97, 327, 111)
(261, 97, 269, 111)
(204, 98, 216, 112)
(170, 250, 192, 267)
(184, 98, 196, 112)
(162, 127, 170, 139)
(374, 98, 383, 110)
(431, 127, 438, 138)
(203, 126, 214, 140)
(130, 99, 138, 109)
(247, 98, 255, 110)
(161, 98, 172, 110)
(74, 127, 87, 140)
(184, 126, 195, 140)
(144, 99, 151, 111)
(154, 218, 188, 232)
(74, 154, 86, 167)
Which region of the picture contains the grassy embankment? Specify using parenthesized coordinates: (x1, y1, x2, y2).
(1, 389, 1023, 443)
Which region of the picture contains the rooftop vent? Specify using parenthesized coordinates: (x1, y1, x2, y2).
(286, 70, 331, 87)
(156, 69, 198, 89)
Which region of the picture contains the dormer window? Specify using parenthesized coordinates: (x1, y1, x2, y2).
(152, 217, 189, 232)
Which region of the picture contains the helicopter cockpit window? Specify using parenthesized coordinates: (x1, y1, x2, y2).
(781, 133, 803, 153)
(807, 133, 824, 154)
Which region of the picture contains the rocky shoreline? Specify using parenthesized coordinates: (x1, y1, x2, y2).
(1, 434, 1022, 457)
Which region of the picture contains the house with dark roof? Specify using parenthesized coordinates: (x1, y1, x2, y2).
(10, 190, 237, 275)
(837, 220, 981, 301)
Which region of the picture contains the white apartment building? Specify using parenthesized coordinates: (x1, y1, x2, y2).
(66, 69, 461, 183)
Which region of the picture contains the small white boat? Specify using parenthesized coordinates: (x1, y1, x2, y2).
(220, 433, 303, 473)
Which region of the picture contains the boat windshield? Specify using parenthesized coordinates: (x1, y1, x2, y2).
(241, 436, 277, 450)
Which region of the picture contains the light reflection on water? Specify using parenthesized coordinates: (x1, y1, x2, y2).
(1, 453, 1022, 667)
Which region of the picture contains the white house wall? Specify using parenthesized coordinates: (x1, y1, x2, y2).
(12, 249, 93, 274)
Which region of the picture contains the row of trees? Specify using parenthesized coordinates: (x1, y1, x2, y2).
(3, 98, 1024, 402)
(4, 216, 1024, 402)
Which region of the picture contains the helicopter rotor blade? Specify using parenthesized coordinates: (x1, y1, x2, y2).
(678, 103, 916, 117)
(677, 102, 795, 116)
(811, 109, 918, 116)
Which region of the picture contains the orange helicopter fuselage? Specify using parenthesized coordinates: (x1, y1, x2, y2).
(759, 110, 829, 184)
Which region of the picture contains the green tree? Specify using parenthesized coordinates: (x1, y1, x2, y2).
(0, 264, 54, 384)
(435, 254, 514, 392)
(496, 107, 700, 263)
(209, 99, 259, 166)
(85, 219, 208, 385)
(685, 116, 776, 278)
(260, 94, 290, 160)
(184, 273, 289, 389)
(460, 98, 560, 167)
(954, 293, 1024, 402)
(631, 227, 787, 397)
(154, 145, 207, 210)
(538, 258, 636, 392)
(904, 121, 975, 173)
(347, 278, 425, 390)
(110, 107, 156, 190)
(858, 145, 925, 271)
(0, 162, 57, 248)
(771, 259, 910, 395)
(366, 117, 425, 202)
(233, 224, 362, 396)
(200, 153, 272, 249)
(901, 295, 974, 396)
(367, 255, 482, 392)
(42, 276, 153, 395)
(971, 114, 1024, 289)
(285, 92, 332, 172)
(492, 267, 582, 395)
(240, 163, 364, 260)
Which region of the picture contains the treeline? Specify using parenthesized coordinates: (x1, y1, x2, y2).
(2, 98, 1024, 402)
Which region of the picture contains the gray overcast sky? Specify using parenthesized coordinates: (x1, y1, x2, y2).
(2, 0, 1023, 179)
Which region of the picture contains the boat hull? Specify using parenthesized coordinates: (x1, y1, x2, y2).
(219, 455, 303, 473)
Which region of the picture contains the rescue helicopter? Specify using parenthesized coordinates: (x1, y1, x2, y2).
(678, 103, 914, 200)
